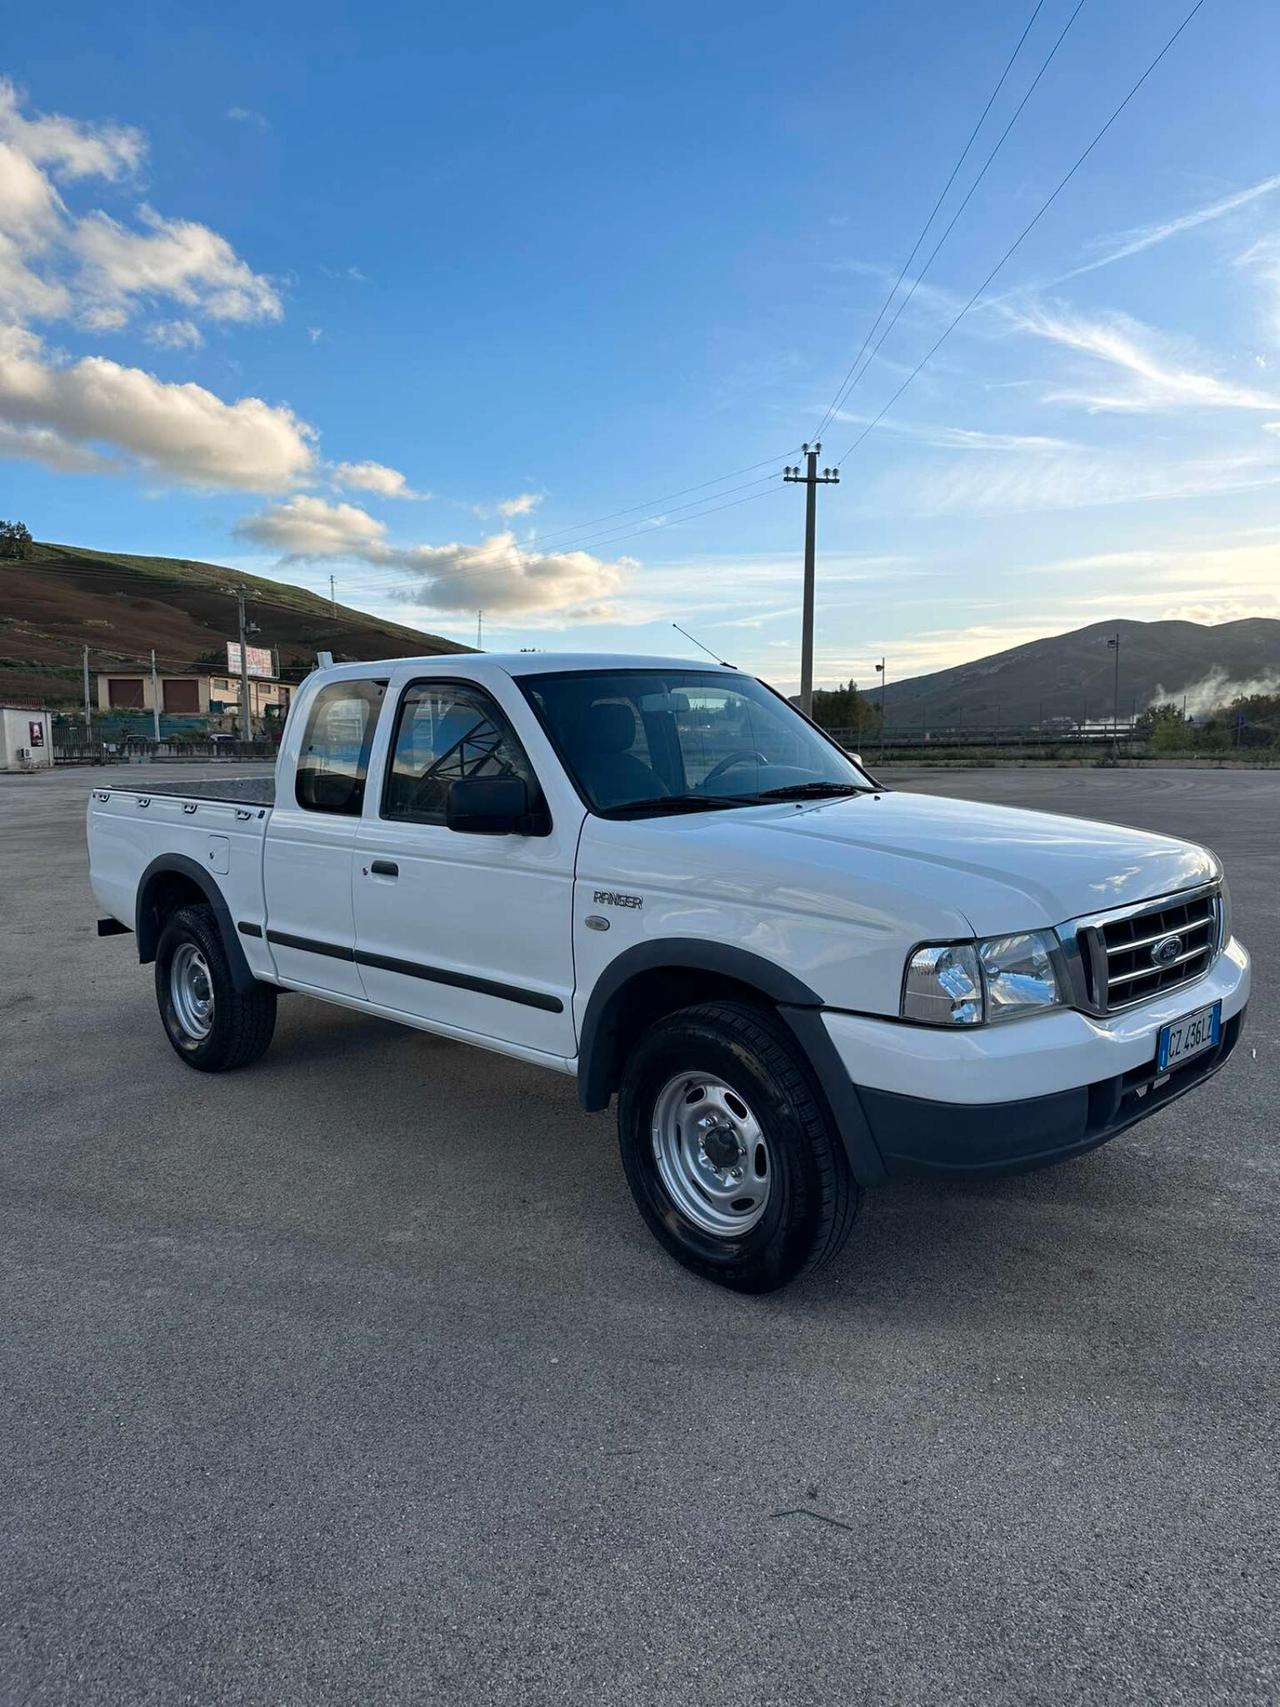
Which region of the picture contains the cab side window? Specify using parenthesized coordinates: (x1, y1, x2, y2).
(295, 679, 386, 814)
(383, 681, 538, 824)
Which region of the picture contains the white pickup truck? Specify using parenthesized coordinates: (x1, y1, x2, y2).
(88, 653, 1250, 1291)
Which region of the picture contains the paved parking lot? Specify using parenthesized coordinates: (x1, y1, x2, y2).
(1, 763, 1276, 1706)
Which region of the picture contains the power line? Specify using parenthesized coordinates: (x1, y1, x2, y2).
(533, 471, 781, 556)
(834, 0, 1210, 467)
(527, 449, 799, 549)
(818, 0, 1086, 436)
(813, 0, 1050, 442)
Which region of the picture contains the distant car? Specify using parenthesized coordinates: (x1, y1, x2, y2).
(87, 653, 1250, 1292)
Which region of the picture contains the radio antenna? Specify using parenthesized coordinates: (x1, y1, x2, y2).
(671, 623, 733, 668)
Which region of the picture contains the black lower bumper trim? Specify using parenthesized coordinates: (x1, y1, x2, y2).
(865, 1009, 1245, 1177)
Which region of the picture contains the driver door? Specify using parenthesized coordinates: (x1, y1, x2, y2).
(352, 677, 579, 1057)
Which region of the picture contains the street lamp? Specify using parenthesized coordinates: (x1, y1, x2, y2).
(1107, 631, 1122, 756)
(874, 657, 886, 765)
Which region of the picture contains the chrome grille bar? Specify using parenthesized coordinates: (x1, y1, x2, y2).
(1060, 882, 1222, 1016)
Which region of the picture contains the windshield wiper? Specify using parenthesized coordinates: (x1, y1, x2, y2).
(751, 781, 869, 802)
(601, 792, 762, 819)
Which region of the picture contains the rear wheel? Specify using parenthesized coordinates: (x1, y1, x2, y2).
(618, 1001, 860, 1292)
(155, 904, 276, 1072)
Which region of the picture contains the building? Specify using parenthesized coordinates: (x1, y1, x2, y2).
(0, 705, 54, 771)
(95, 670, 294, 724)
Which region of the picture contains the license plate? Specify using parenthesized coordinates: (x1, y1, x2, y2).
(1157, 1000, 1221, 1072)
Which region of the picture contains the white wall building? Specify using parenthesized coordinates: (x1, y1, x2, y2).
(0, 706, 53, 771)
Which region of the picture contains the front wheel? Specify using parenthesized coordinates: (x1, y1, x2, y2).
(155, 904, 276, 1072)
(617, 1002, 860, 1292)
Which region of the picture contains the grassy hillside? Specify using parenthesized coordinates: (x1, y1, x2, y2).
(0, 541, 471, 705)
(879, 617, 1280, 728)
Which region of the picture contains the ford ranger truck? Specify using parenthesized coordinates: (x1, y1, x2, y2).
(87, 654, 1251, 1293)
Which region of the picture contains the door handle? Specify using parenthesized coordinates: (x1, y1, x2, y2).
(369, 859, 399, 877)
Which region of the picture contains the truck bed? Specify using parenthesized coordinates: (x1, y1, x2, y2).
(101, 775, 276, 806)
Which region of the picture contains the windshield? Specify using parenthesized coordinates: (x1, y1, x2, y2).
(518, 668, 872, 816)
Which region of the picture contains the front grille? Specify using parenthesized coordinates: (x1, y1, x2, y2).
(1077, 886, 1220, 1013)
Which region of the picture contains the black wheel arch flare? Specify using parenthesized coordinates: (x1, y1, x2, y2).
(135, 854, 258, 994)
(576, 938, 888, 1185)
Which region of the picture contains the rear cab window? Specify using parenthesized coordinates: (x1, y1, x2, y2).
(295, 679, 386, 814)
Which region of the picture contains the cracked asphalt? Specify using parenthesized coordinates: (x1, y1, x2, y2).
(1, 763, 1276, 1706)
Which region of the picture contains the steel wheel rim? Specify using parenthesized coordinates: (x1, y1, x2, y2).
(170, 942, 215, 1041)
(651, 1071, 771, 1237)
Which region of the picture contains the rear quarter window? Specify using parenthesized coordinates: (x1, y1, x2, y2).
(295, 680, 385, 814)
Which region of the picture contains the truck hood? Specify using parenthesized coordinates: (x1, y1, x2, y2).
(748, 790, 1216, 932)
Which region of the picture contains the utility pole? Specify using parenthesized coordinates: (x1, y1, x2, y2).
(874, 658, 886, 764)
(82, 644, 93, 737)
(1107, 631, 1122, 756)
(150, 649, 161, 743)
(329, 574, 337, 617)
(783, 444, 839, 717)
(225, 585, 260, 743)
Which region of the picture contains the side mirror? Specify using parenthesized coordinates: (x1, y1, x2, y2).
(446, 775, 532, 834)
(848, 751, 863, 767)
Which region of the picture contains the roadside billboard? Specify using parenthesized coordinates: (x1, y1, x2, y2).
(227, 642, 274, 678)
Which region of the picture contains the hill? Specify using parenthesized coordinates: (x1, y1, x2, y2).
(878, 618, 1280, 729)
(0, 541, 471, 705)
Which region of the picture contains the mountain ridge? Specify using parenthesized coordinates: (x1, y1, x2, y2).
(0, 540, 471, 704)
(875, 617, 1280, 727)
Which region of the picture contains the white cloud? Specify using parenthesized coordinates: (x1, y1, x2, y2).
(334, 459, 425, 500)
(833, 411, 1077, 454)
(0, 139, 64, 239)
(0, 77, 144, 182)
(307, 326, 322, 343)
(1062, 174, 1280, 280)
(236, 495, 387, 556)
(145, 318, 203, 350)
(80, 302, 129, 331)
(0, 83, 280, 343)
(1236, 237, 1280, 344)
(497, 491, 542, 518)
(226, 107, 269, 131)
(876, 443, 1280, 517)
(1015, 306, 1280, 413)
(0, 325, 316, 489)
(236, 499, 630, 617)
(386, 532, 628, 616)
(0, 418, 116, 473)
(72, 205, 282, 325)
(0, 228, 69, 319)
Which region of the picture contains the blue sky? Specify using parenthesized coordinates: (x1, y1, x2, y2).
(2, 0, 1278, 691)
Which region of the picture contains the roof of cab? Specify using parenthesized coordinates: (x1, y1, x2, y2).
(311, 651, 741, 680)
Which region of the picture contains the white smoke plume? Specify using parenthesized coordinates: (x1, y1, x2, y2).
(1150, 667, 1280, 718)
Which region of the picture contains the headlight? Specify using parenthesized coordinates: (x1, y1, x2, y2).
(901, 944, 983, 1025)
(902, 930, 1063, 1025)
(978, 931, 1062, 1020)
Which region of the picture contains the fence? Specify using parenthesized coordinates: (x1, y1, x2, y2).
(53, 735, 278, 766)
(826, 723, 1145, 762)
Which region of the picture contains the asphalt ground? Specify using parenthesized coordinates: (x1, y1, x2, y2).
(1, 763, 1276, 1706)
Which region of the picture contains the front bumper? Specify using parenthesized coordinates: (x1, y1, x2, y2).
(820, 937, 1250, 1178)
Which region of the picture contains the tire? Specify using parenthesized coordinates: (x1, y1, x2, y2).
(154, 903, 276, 1073)
(618, 1001, 860, 1293)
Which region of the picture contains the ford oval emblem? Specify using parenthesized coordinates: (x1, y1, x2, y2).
(1151, 933, 1183, 967)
